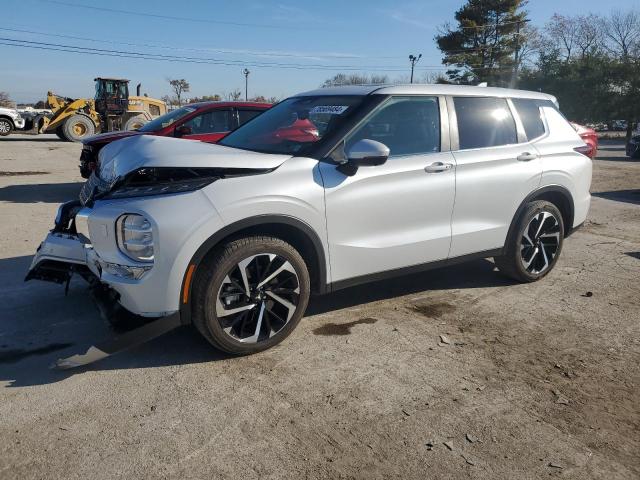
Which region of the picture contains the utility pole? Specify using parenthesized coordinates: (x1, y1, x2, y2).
(242, 68, 250, 101)
(511, 19, 530, 88)
(409, 54, 422, 83)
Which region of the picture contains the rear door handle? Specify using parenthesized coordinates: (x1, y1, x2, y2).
(425, 162, 453, 173)
(517, 152, 538, 162)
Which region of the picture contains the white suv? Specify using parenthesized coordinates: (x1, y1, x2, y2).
(28, 85, 592, 355)
(0, 106, 25, 135)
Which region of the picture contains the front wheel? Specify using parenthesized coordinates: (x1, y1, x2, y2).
(63, 114, 96, 142)
(124, 115, 147, 131)
(494, 200, 564, 282)
(0, 118, 13, 136)
(192, 236, 311, 355)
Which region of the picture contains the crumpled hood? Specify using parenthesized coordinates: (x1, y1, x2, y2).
(98, 134, 292, 180)
(83, 130, 142, 145)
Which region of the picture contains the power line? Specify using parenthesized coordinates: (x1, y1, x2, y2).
(0, 26, 400, 60)
(0, 38, 453, 72)
(33, 0, 321, 30)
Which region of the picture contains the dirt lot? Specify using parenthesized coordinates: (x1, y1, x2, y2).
(0, 134, 638, 479)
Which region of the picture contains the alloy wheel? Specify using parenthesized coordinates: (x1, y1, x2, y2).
(0, 120, 10, 134)
(215, 253, 300, 343)
(520, 211, 561, 274)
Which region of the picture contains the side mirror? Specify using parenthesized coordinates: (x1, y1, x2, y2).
(345, 139, 390, 167)
(174, 125, 192, 137)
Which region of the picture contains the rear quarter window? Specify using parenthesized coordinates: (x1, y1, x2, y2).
(512, 98, 549, 140)
(454, 97, 517, 150)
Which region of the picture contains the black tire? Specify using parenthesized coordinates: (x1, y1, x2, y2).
(192, 236, 311, 355)
(62, 114, 95, 142)
(55, 126, 68, 141)
(494, 200, 565, 283)
(124, 115, 147, 131)
(0, 118, 13, 136)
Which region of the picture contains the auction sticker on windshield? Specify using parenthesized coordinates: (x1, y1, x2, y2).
(309, 106, 349, 115)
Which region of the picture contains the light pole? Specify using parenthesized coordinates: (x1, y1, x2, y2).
(409, 54, 422, 83)
(242, 68, 250, 101)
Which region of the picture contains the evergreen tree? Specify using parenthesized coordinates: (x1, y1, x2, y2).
(435, 0, 529, 86)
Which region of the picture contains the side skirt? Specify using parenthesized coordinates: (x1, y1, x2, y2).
(328, 248, 503, 292)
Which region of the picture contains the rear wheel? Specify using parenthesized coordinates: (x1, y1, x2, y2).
(0, 118, 13, 136)
(63, 114, 95, 142)
(192, 236, 310, 355)
(494, 200, 564, 282)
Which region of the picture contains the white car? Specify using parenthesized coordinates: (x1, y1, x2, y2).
(0, 106, 25, 135)
(28, 84, 592, 357)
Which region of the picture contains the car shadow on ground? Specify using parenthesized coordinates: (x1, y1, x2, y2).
(592, 189, 640, 205)
(0, 254, 512, 387)
(0, 182, 83, 203)
(0, 137, 63, 142)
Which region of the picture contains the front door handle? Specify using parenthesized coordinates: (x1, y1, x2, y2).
(517, 152, 538, 162)
(425, 162, 453, 173)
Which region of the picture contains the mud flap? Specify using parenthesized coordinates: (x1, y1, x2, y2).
(52, 312, 181, 369)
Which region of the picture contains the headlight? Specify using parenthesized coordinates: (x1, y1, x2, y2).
(104, 167, 220, 199)
(116, 214, 154, 262)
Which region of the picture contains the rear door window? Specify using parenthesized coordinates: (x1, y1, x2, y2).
(512, 98, 547, 140)
(454, 97, 517, 150)
(237, 109, 264, 126)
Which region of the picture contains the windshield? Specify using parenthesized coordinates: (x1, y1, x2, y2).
(219, 95, 365, 155)
(138, 106, 196, 132)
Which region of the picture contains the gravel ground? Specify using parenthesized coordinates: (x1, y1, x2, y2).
(0, 135, 638, 479)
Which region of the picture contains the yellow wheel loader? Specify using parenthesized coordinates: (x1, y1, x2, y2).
(23, 78, 167, 142)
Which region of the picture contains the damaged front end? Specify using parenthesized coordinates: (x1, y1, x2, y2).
(25, 192, 181, 369)
(25, 200, 93, 288)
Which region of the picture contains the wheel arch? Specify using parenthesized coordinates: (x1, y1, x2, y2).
(510, 185, 575, 242)
(0, 115, 15, 128)
(179, 215, 328, 324)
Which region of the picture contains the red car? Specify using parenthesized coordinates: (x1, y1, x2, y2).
(79, 101, 271, 178)
(571, 122, 598, 159)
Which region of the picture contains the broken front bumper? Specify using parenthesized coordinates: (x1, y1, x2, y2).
(26, 203, 183, 369)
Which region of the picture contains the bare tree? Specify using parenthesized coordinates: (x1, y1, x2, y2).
(321, 73, 389, 87)
(574, 14, 602, 58)
(0, 91, 13, 108)
(167, 78, 190, 106)
(545, 14, 580, 61)
(225, 89, 243, 101)
(601, 9, 640, 58)
(517, 25, 545, 68)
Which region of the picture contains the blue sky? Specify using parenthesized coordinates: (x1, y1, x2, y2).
(1, 0, 637, 102)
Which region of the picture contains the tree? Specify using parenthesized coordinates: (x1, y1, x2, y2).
(167, 78, 190, 106)
(0, 92, 13, 108)
(601, 9, 640, 58)
(321, 73, 389, 87)
(435, 0, 529, 86)
(521, 9, 640, 139)
(225, 89, 243, 101)
(33, 100, 46, 109)
(545, 14, 602, 61)
(189, 94, 222, 102)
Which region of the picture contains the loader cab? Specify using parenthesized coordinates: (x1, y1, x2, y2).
(94, 77, 129, 116)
